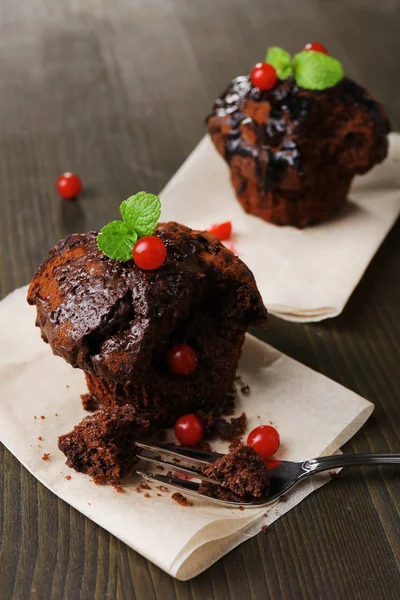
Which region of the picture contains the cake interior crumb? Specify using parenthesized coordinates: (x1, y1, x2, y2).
(172, 492, 193, 507)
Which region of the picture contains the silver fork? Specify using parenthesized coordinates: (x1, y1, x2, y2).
(135, 440, 400, 508)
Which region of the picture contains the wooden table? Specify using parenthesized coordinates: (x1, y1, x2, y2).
(1, 1, 399, 598)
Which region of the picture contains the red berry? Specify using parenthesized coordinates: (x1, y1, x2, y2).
(133, 236, 167, 270)
(167, 344, 197, 375)
(56, 172, 82, 199)
(250, 62, 278, 91)
(174, 414, 204, 446)
(207, 221, 232, 241)
(303, 42, 329, 55)
(247, 425, 280, 459)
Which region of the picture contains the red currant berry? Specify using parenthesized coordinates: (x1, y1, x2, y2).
(133, 236, 167, 270)
(174, 414, 204, 446)
(250, 63, 278, 91)
(247, 425, 280, 459)
(303, 42, 329, 55)
(56, 172, 82, 199)
(167, 344, 197, 375)
(207, 221, 232, 241)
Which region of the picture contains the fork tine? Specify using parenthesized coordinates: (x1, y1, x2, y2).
(137, 470, 202, 494)
(140, 453, 212, 482)
(136, 470, 246, 507)
(135, 440, 221, 466)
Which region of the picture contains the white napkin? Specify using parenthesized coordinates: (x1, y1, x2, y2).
(0, 287, 373, 579)
(160, 133, 400, 322)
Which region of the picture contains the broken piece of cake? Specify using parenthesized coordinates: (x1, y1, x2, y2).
(201, 443, 270, 499)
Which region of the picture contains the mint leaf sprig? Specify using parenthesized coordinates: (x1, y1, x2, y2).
(264, 45, 343, 90)
(292, 51, 343, 90)
(97, 192, 161, 262)
(266, 47, 292, 80)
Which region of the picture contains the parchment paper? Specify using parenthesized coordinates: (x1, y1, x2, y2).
(160, 133, 400, 322)
(0, 287, 373, 579)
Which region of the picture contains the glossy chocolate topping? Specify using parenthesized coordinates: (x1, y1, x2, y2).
(27, 222, 267, 385)
(208, 75, 389, 191)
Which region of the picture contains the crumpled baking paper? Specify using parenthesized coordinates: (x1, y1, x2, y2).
(160, 133, 400, 322)
(0, 287, 373, 579)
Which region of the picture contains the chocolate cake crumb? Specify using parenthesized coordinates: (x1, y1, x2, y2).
(156, 466, 164, 471)
(191, 441, 213, 452)
(263, 512, 268, 518)
(157, 493, 162, 497)
(239, 506, 244, 511)
(42, 453, 50, 461)
(55, 413, 58, 416)
(38, 436, 43, 441)
(280, 494, 288, 503)
(66, 385, 70, 389)
(58, 405, 150, 484)
(172, 492, 193, 507)
(329, 471, 339, 479)
(235, 376, 251, 396)
(228, 438, 243, 452)
(81, 393, 100, 412)
(113, 484, 125, 493)
(140, 482, 151, 490)
(65, 475, 71, 480)
(197, 411, 216, 436)
(202, 443, 269, 498)
(197, 411, 247, 442)
(156, 485, 169, 493)
(261, 525, 269, 534)
(41, 416, 45, 420)
(34, 416, 37, 419)
(144, 492, 151, 498)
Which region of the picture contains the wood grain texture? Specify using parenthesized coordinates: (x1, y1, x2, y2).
(0, 0, 399, 598)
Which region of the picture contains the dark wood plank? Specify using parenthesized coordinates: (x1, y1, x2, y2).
(0, 0, 399, 598)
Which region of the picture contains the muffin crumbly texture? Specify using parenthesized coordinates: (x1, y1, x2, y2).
(28, 222, 267, 481)
(207, 76, 390, 227)
(58, 405, 150, 483)
(201, 443, 269, 499)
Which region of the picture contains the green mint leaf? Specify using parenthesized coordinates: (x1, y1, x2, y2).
(120, 191, 161, 238)
(293, 51, 343, 90)
(97, 221, 137, 262)
(266, 46, 292, 80)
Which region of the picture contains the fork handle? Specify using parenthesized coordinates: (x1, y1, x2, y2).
(303, 453, 400, 474)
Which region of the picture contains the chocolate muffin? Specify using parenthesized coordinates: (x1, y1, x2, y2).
(207, 73, 390, 228)
(28, 221, 267, 431)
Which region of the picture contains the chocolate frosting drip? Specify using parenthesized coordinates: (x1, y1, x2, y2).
(207, 75, 390, 194)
